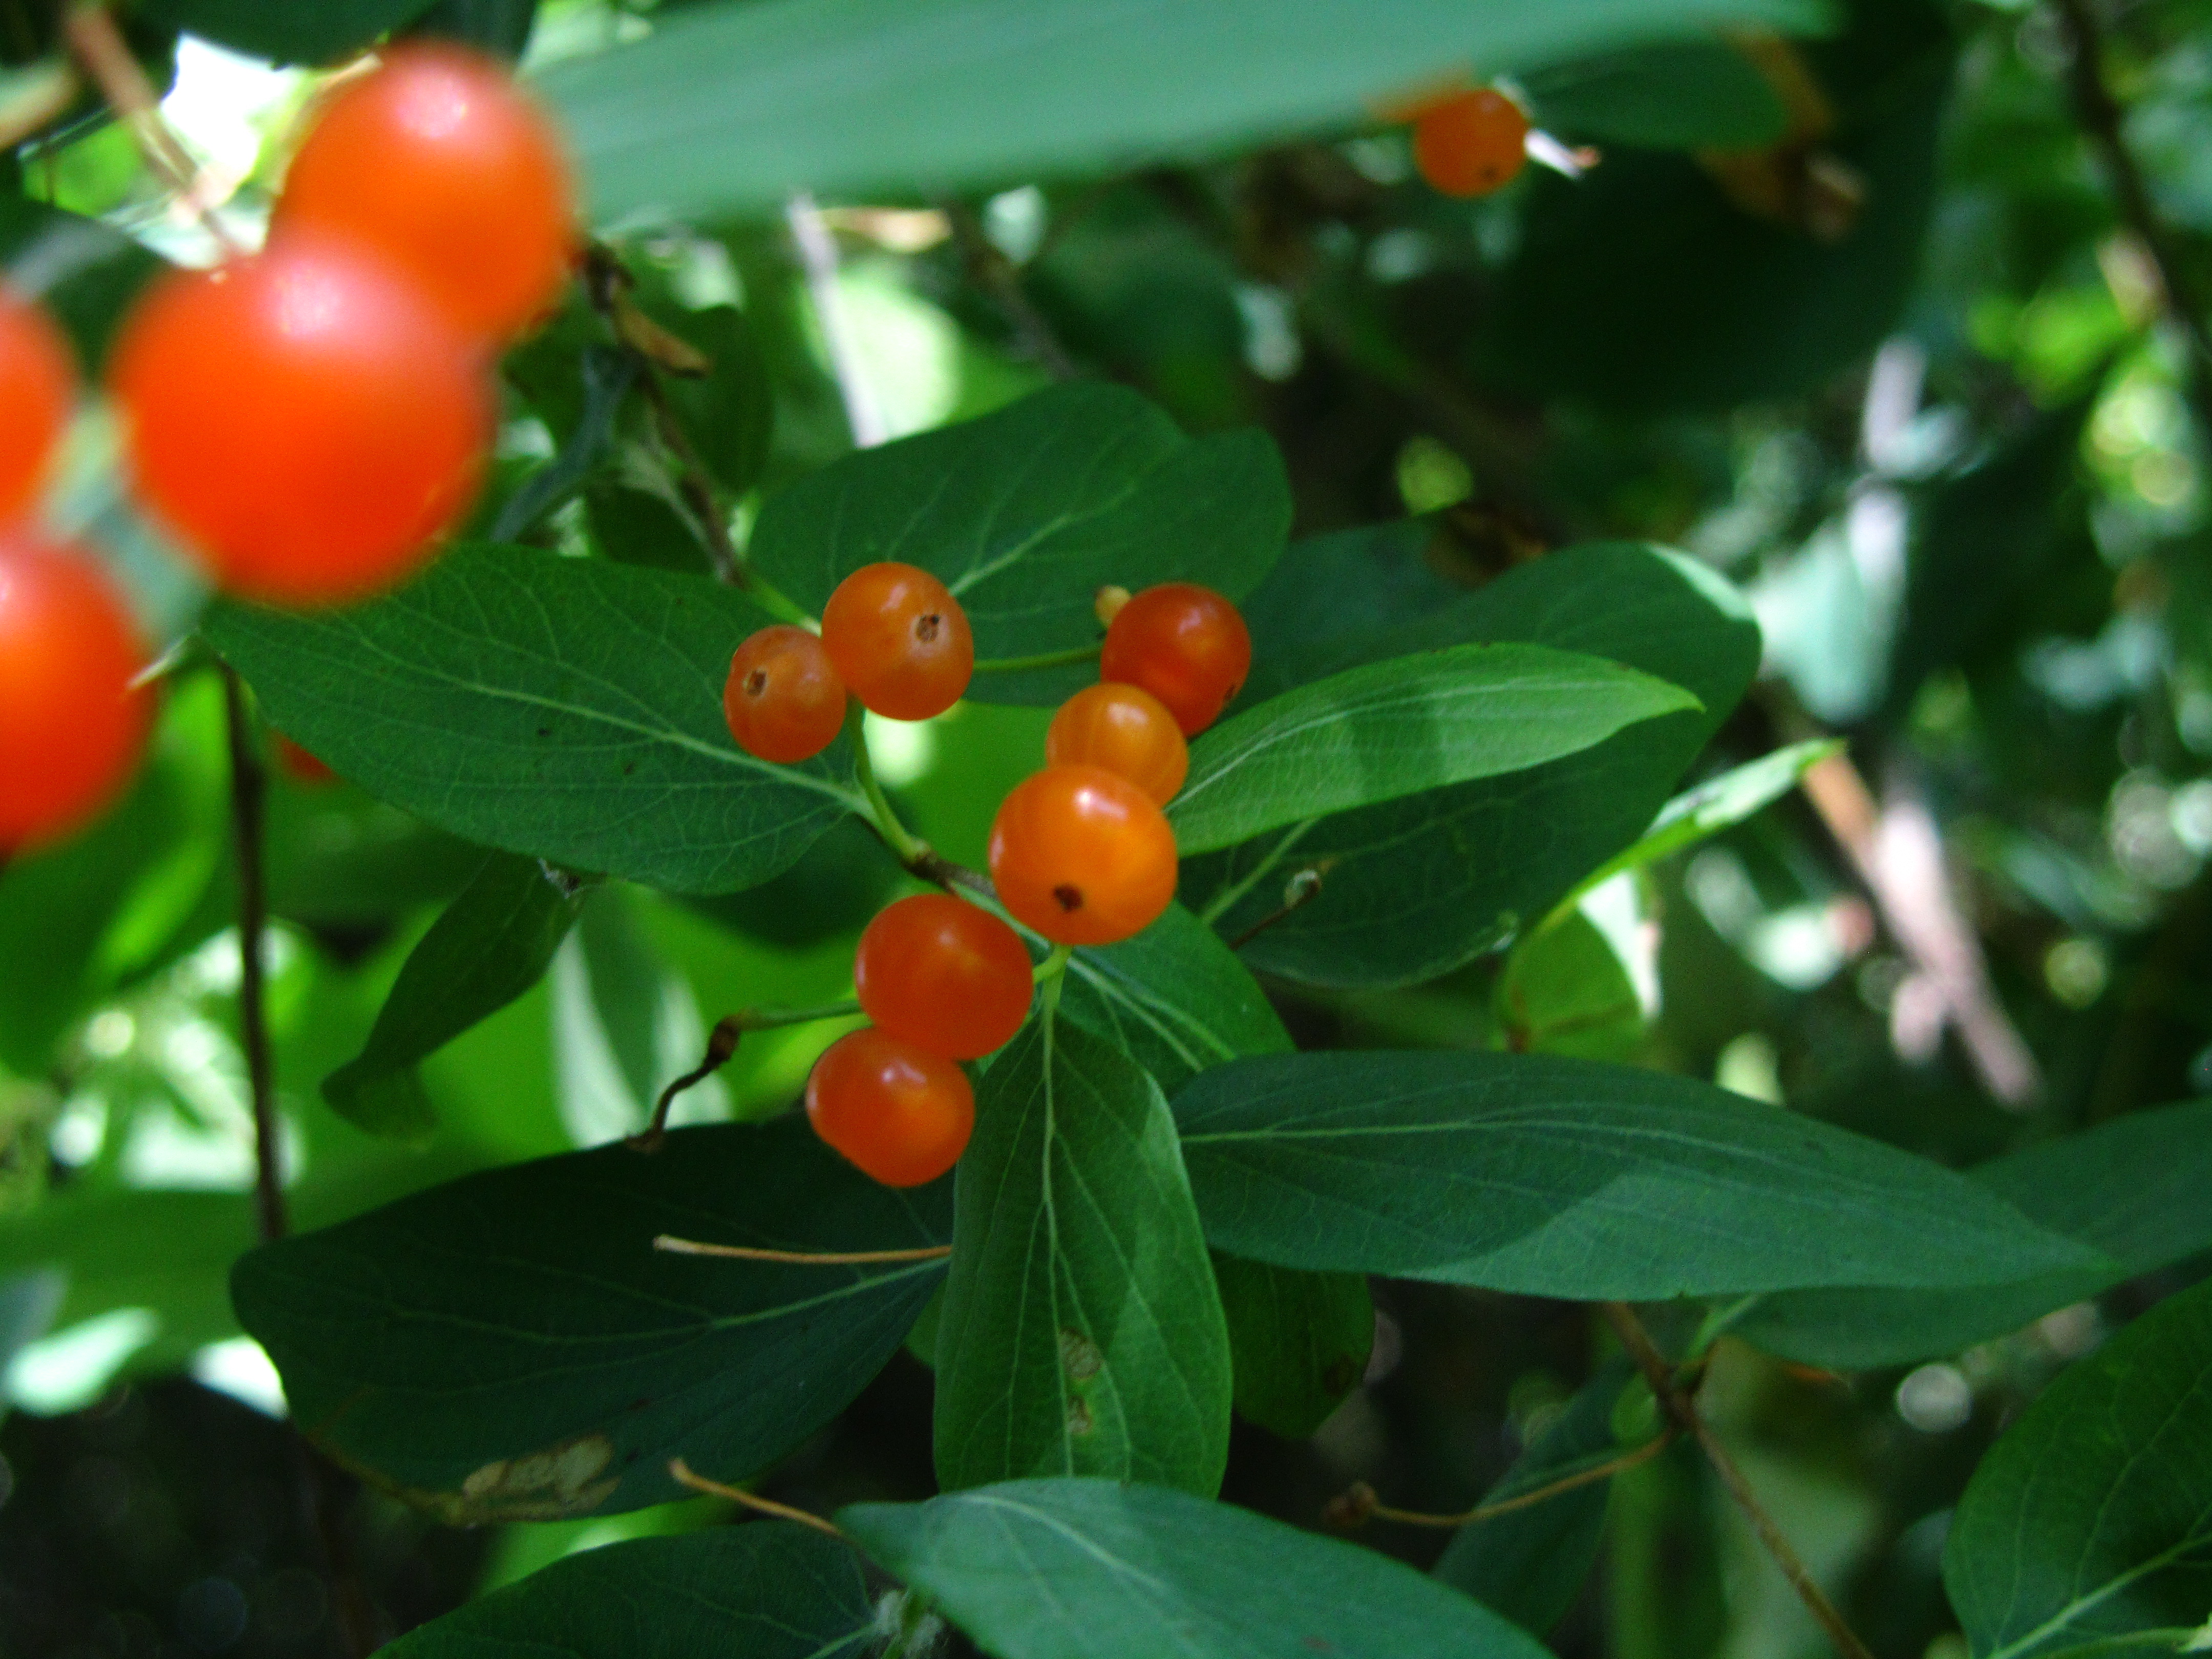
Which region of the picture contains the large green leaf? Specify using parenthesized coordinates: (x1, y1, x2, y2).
(1172, 1052, 2103, 1300)
(1061, 901, 1290, 1095)
(840, 1477, 1551, 1659)
(1186, 542, 1760, 988)
(322, 853, 593, 1142)
(203, 545, 860, 895)
(1944, 1278, 2212, 1659)
(141, 0, 434, 62)
(1736, 1101, 2212, 1367)
(1434, 1362, 1634, 1635)
(1212, 1254, 1372, 1441)
(383, 1524, 875, 1659)
(541, 0, 1829, 221)
(231, 1118, 949, 1521)
(1521, 38, 1788, 147)
(1168, 644, 1699, 856)
(933, 1017, 1231, 1496)
(748, 384, 1288, 706)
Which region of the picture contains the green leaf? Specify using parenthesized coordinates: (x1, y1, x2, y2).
(323, 854, 591, 1142)
(1169, 644, 1700, 857)
(1944, 1277, 2212, 1659)
(748, 384, 1289, 705)
(1736, 1101, 2212, 1368)
(656, 304, 777, 498)
(1521, 38, 1789, 148)
(933, 1017, 1232, 1496)
(202, 544, 860, 895)
(1187, 542, 1760, 988)
(1213, 1254, 1371, 1440)
(1060, 901, 1290, 1094)
(406, 0, 539, 59)
(541, 0, 1830, 221)
(140, 0, 434, 63)
(383, 1524, 875, 1659)
(839, 1477, 1552, 1659)
(1172, 1051, 2104, 1300)
(1495, 909, 1646, 1061)
(231, 1117, 949, 1521)
(1434, 1362, 1633, 1635)
(490, 345, 639, 543)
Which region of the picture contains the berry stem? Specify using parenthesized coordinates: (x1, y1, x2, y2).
(1033, 943, 1073, 984)
(971, 643, 1102, 674)
(220, 667, 286, 1245)
(847, 698, 928, 865)
(629, 1001, 862, 1153)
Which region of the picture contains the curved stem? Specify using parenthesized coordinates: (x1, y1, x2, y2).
(221, 667, 285, 1244)
(972, 644, 1101, 674)
(668, 1459, 844, 1538)
(655, 1236, 950, 1266)
(848, 700, 927, 864)
(1034, 943, 1073, 984)
(1333, 1429, 1677, 1530)
(629, 1001, 862, 1152)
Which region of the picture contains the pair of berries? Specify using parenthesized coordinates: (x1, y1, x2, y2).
(990, 581, 1249, 947)
(113, 43, 573, 606)
(805, 892, 1032, 1187)
(724, 561, 975, 760)
(1402, 86, 1531, 198)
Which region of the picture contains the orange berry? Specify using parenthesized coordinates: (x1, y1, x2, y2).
(805, 1027, 974, 1187)
(1411, 88, 1529, 198)
(109, 236, 492, 607)
(1045, 683, 1188, 805)
(819, 562, 973, 721)
(0, 285, 75, 523)
(1098, 582, 1252, 736)
(275, 44, 574, 342)
(988, 764, 1179, 946)
(724, 625, 846, 764)
(273, 734, 338, 785)
(0, 537, 151, 853)
(855, 894, 1032, 1060)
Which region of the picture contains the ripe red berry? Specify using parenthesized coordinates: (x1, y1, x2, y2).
(0, 538, 151, 853)
(805, 1027, 975, 1187)
(1098, 582, 1252, 736)
(855, 894, 1033, 1060)
(1045, 683, 1188, 805)
(275, 44, 574, 342)
(724, 625, 847, 764)
(0, 286, 75, 524)
(819, 563, 974, 721)
(109, 236, 492, 607)
(1411, 88, 1529, 198)
(988, 764, 1179, 946)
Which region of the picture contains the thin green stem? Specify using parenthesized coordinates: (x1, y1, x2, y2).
(847, 700, 926, 864)
(740, 999, 862, 1032)
(1034, 943, 1073, 984)
(972, 644, 1101, 674)
(1199, 818, 1319, 925)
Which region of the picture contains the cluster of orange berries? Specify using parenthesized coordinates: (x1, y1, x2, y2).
(0, 44, 572, 855)
(721, 566, 1251, 1187)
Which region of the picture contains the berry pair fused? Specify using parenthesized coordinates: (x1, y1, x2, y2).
(724, 562, 975, 762)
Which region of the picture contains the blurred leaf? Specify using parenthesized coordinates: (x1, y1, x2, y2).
(263, 790, 485, 929)
(232, 1118, 949, 1520)
(840, 1477, 1552, 1659)
(1737, 1100, 2212, 1367)
(1944, 1277, 2212, 1659)
(322, 854, 591, 1143)
(384, 1524, 874, 1658)
(1188, 543, 1760, 988)
(203, 545, 861, 895)
(0, 194, 166, 373)
(1172, 1051, 2103, 1299)
(934, 1017, 1231, 1495)
(585, 483, 713, 574)
(1434, 1361, 1633, 1635)
(750, 383, 1289, 705)
(541, 0, 1830, 220)
(1496, 909, 1645, 1061)
(489, 346, 640, 543)
(405, 0, 539, 57)
(1522, 38, 1789, 148)
(1061, 901, 1289, 1094)
(138, 0, 434, 63)
(1212, 1254, 1371, 1440)
(551, 884, 724, 1144)
(1170, 644, 1699, 856)
(654, 304, 776, 498)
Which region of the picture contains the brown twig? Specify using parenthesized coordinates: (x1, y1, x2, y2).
(654, 1235, 952, 1266)
(626, 1015, 741, 1153)
(1227, 866, 1325, 950)
(668, 1458, 845, 1538)
(61, 5, 242, 256)
(221, 667, 286, 1243)
(2050, 0, 2212, 436)
(1330, 1428, 1677, 1530)
(1602, 1304, 1876, 1659)
(943, 199, 1078, 381)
